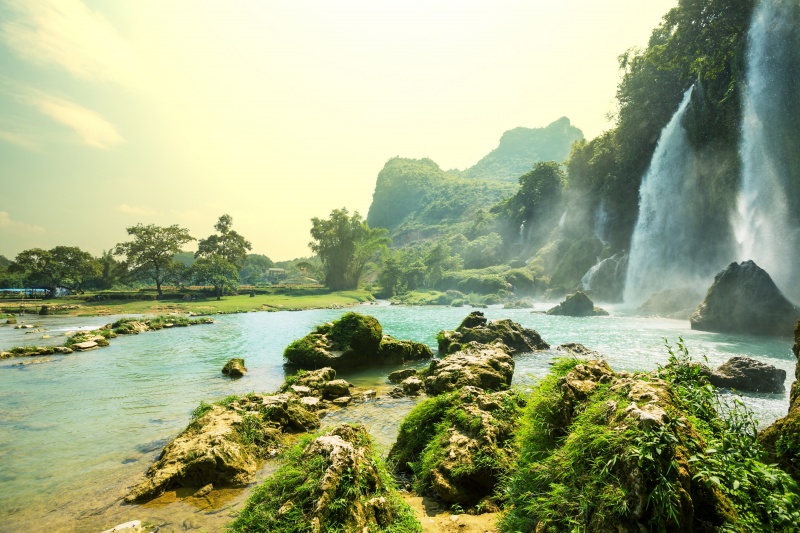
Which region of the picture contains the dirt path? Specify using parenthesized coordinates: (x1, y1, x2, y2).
(402, 495, 500, 533)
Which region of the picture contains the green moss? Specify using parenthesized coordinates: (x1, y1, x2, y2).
(229, 425, 421, 532)
(501, 344, 800, 532)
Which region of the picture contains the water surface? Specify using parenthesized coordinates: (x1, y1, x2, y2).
(0, 303, 794, 532)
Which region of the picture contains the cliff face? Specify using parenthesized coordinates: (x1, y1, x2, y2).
(461, 117, 584, 182)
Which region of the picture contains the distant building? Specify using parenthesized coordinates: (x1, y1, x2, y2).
(267, 268, 287, 282)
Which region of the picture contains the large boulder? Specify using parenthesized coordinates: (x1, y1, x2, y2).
(637, 288, 703, 320)
(390, 386, 525, 507)
(284, 312, 431, 369)
(229, 424, 420, 532)
(758, 320, 800, 482)
(423, 342, 515, 395)
(125, 405, 280, 502)
(547, 291, 609, 317)
(706, 356, 785, 393)
(690, 260, 799, 336)
(437, 311, 549, 355)
(126, 392, 319, 502)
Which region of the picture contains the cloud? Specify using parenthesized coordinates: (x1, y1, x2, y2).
(0, 0, 142, 89)
(19, 89, 124, 149)
(0, 211, 46, 235)
(0, 129, 38, 150)
(117, 204, 156, 216)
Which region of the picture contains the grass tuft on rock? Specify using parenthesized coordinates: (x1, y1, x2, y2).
(229, 424, 421, 533)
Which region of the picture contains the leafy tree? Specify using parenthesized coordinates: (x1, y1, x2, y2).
(0, 255, 10, 268)
(10, 246, 101, 296)
(310, 208, 390, 290)
(194, 214, 252, 299)
(95, 249, 128, 290)
(114, 224, 195, 297)
(239, 254, 275, 285)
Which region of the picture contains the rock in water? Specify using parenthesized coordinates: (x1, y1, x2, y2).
(636, 288, 703, 320)
(437, 311, 549, 355)
(423, 342, 515, 395)
(690, 260, 799, 336)
(283, 312, 432, 369)
(758, 320, 800, 481)
(125, 405, 278, 502)
(547, 291, 609, 317)
(222, 358, 247, 378)
(708, 356, 785, 393)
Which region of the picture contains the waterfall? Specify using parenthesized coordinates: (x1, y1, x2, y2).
(581, 252, 628, 302)
(733, 0, 800, 299)
(593, 200, 610, 244)
(624, 87, 712, 305)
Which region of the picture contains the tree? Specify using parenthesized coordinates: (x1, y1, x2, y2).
(239, 254, 275, 285)
(114, 224, 194, 297)
(10, 246, 101, 296)
(194, 214, 252, 299)
(309, 208, 390, 290)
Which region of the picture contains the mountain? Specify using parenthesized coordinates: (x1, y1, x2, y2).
(459, 117, 584, 182)
(366, 157, 515, 239)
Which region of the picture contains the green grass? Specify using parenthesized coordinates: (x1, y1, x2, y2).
(22, 289, 374, 317)
(229, 425, 422, 533)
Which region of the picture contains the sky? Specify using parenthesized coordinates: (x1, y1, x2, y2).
(0, 0, 676, 261)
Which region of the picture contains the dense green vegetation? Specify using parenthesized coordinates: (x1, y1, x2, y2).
(459, 117, 584, 182)
(501, 345, 800, 532)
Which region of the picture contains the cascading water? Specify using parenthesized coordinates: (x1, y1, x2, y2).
(624, 87, 713, 305)
(733, 0, 800, 300)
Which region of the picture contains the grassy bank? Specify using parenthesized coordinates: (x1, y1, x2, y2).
(0, 288, 374, 317)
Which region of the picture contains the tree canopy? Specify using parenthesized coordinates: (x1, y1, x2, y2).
(194, 214, 252, 299)
(114, 223, 195, 296)
(310, 208, 389, 290)
(9, 246, 101, 296)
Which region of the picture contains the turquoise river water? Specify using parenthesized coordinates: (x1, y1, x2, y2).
(0, 303, 795, 532)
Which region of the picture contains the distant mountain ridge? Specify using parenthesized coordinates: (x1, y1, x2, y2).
(458, 117, 583, 181)
(366, 118, 583, 238)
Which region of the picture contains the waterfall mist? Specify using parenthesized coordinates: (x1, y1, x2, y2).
(624, 87, 721, 306)
(734, 0, 800, 301)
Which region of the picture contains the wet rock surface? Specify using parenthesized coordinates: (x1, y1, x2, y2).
(705, 356, 785, 393)
(437, 311, 549, 355)
(126, 367, 369, 502)
(222, 358, 247, 378)
(423, 342, 515, 395)
(547, 291, 609, 317)
(690, 260, 799, 336)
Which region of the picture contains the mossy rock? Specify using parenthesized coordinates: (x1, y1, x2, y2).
(230, 424, 422, 532)
(547, 291, 609, 317)
(423, 342, 515, 395)
(501, 356, 800, 532)
(284, 312, 430, 369)
(222, 358, 247, 378)
(758, 320, 800, 482)
(390, 386, 525, 507)
(437, 311, 549, 355)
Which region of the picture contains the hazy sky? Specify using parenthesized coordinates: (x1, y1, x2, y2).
(0, 0, 676, 261)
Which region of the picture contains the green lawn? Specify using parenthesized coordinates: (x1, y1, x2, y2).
(2, 289, 374, 317)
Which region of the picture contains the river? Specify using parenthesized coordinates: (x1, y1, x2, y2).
(0, 303, 795, 532)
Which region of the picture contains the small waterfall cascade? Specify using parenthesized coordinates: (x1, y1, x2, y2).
(581, 252, 628, 302)
(624, 87, 711, 305)
(733, 0, 800, 298)
(593, 200, 610, 244)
